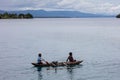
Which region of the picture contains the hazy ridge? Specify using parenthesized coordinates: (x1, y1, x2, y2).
(0, 10, 114, 18)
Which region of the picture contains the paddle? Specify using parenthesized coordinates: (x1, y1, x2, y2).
(59, 61, 72, 69)
(43, 59, 57, 67)
(41, 59, 49, 64)
(63, 62, 68, 67)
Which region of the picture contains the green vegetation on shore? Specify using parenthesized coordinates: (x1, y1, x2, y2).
(0, 12, 33, 19)
(116, 14, 120, 18)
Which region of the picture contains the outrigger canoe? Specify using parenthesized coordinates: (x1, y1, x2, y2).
(32, 60, 83, 67)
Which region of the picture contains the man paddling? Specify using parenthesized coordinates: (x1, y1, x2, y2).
(37, 53, 49, 64)
(37, 53, 56, 66)
(66, 52, 76, 62)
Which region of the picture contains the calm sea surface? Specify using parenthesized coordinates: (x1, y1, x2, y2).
(0, 18, 120, 80)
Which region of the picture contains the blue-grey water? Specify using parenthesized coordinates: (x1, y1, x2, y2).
(0, 18, 120, 80)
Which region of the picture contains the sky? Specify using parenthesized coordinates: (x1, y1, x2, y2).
(0, 0, 120, 14)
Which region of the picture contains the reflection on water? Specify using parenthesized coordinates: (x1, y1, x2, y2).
(37, 67, 43, 80)
(67, 67, 74, 80)
(67, 65, 83, 80)
(35, 64, 83, 80)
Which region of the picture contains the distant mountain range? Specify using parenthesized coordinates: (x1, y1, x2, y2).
(0, 10, 114, 18)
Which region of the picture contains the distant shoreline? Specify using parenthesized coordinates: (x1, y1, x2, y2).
(0, 10, 115, 18)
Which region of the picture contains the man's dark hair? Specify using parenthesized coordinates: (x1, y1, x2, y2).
(69, 52, 72, 56)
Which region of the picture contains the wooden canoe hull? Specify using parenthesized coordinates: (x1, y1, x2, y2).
(31, 60, 83, 67)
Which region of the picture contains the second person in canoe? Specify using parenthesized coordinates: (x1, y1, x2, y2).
(66, 52, 76, 62)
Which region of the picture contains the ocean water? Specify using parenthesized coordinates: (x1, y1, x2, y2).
(0, 18, 120, 80)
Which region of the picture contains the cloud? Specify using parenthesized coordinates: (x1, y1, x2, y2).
(111, 5, 120, 10)
(57, 0, 120, 14)
(0, 0, 120, 14)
